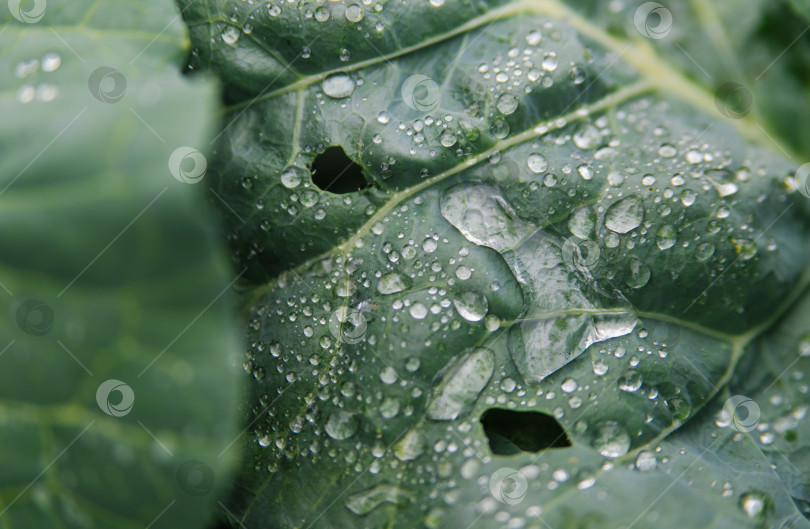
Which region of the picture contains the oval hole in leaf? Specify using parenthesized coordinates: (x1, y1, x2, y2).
(481, 409, 572, 455)
(309, 146, 369, 194)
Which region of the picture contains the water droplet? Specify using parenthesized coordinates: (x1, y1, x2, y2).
(573, 125, 601, 150)
(378, 273, 410, 294)
(426, 348, 494, 421)
(322, 74, 355, 98)
(634, 451, 657, 471)
(280, 166, 305, 189)
(455, 265, 472, 280)
(453, 291, 488, 322)
(656, 225, 676, 250)
(345, 484, 414, 515)
(695, 242, 714, 261)
(542, 53, 558, 72)
(377, 111, 391, 124)
(325, 411, 358, 440)
(592, 421, 630, 458)
(680, 189, 697, 206)
(315, 6, 330, 21)
(496, 93, 518, 115)
(41, 53, 61, 72)
(394, 428, 425, 461)
(658, 144, 677, 158)
(409, 303, 428, 320)
(440, 132, 457, 147)
(429, 0, 445, 6)
(527, 153, 548, 173)
(268, 5, 281, 16)
(605, 196, 644, 234)
(569, 66, 586, 84)
(568, 206, 595, 239)
(618, 370, 642, 392)
(243, 23, 253, 34)
(577, 164, 593, 180)
(345, 4, 364, 22)
(380, 366, 399, 384)
(561, 378, 578, 393)
(738, 491, 768, 518)
(222, 26, 240, 44)
(625, 258, 651, 288)
(526, 30, 542, 46)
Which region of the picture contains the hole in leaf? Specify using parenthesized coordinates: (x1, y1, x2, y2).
(309, 146, 369, 194)
(481, 409, 572, 455)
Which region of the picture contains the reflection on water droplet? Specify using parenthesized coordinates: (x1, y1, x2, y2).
(453, 291, 488, 322)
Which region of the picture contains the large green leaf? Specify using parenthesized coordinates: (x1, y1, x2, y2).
(1, 1, 242, 528)
(178, 0, 810, 527)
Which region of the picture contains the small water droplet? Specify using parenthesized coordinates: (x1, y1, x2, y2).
(618, 370, 642, 392)
(325, 411, 358, 440)
(41, 53, 61, 72)
(592, 421, 630, 458)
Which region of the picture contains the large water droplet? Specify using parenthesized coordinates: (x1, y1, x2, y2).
(345, 4, 364, 22)
(453, 291, 489, 322)
(618, 370, 642, 392)
(345, 484, 414, 516)
(605, 196, 644, 234)
(323, 74, 355, 98)
(738, 491, 768, 518)
(656, 225, 676, 250)
(496, 93, 519, 115)
(625, 258, 651, 288)
(568, 206, 595, 239)
(377, 272, 410, 294)
(527, 153, 549, 173)
(325, 411, 358, 440)
(280, 166, 306, 188)
(426, 348, 494, 421)
(592, 421, 630, 458)
(222, 26, 240, 44)
(394, 428, 425, 461)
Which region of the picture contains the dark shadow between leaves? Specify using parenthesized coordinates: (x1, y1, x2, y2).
(481, 408, 572, 455)
(309, 146, 369, 194)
